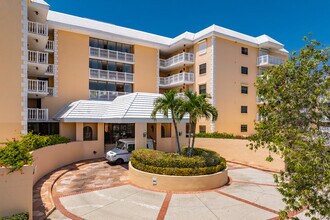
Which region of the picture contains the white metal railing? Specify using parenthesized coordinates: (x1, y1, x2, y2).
(28, 79, 48, 93)
(46, 64, 54, 75)
(48, 87, 54, 96)
(28, 50, 48, 64)
(89, 47, 134, 63)
(160, 52, 194, 68)
(159, 72, 194, 87)
(28, 21, 48, 36)
(89, 90, 129, 101)
(89, 68, 134, 83)
(28, 108, 48, 121)
(46, 40, 54, 51)
(257, 55, 284, 66)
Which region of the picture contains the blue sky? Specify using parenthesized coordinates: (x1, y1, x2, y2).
(46, 0, 329, 53)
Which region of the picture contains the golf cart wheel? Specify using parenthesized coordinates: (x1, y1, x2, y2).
(115, 158, 124, 165)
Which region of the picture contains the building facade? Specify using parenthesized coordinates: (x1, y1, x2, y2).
(0, 0, 288, 147)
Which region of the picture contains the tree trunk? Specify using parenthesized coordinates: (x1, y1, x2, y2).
(191, 123, 197, 155)
(172, 115, 181, 155)
(187, 122, 192, 156)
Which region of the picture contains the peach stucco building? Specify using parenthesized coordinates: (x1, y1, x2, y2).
(0, 0, 288, 149)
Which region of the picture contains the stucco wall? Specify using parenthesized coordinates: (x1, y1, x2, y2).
(134, 45, 158, 93)
(194, 138, 284, 172)
(0, 166, 33, 219)
(0, 0, 25, 142)
(43, 30, 89, 118)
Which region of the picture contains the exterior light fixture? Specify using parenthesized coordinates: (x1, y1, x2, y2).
(143, 131, 147, 137)
(35, 11, 39, 15)
(179, 131, 182, 136)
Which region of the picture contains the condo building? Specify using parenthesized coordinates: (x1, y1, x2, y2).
(0, 0, 288, 150)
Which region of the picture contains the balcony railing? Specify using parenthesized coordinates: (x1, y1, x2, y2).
(45, 40, 54, 51)
(48, 87, 54, 96)
(159, 72, 194, 88)
(160, 52, 194, 68)
(46, 64, 54, 75)
(28, 21, 48, 36)
(89, 47, 134, 63)
(28, 108, 48, 121)
(28, 50, 48, 64)
(28, 79, 48, 93)
(257, 55, 284, 66)
(89, 90, 129, 101)
(89, 68, 134, 83)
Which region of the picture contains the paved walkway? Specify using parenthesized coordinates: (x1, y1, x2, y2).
(33, 159, 306, 220)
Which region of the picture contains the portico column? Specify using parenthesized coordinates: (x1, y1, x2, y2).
(135, 123, 147, 149)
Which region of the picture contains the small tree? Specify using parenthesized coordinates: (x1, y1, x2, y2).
(151, 90, 184, 155)
(180, 91, 218, 156)
(250, 37, 330, 219)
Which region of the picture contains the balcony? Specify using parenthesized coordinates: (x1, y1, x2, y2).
(28, 79, 48, 98)
(257, 55, 285, 67)
(89, 47, 134, 63)
(28, 108, 48, 121)
(48, 87, 54, 96)
(160, 52, 194, 71)
(45, 64, 54, 75)
(45, 40, 54, 52)
(159, 72, 194, 88)
(28, 21, 48, 36)
(89, 68, 134, 83)
(89, 90, 129, 101)
(28, 50, 48, 64)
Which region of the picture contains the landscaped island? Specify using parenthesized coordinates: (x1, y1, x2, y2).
(129, 148, 228, 191)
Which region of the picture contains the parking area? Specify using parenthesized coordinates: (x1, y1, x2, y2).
(33, 160, 305, 220)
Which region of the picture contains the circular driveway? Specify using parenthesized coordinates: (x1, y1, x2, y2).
(35, 160, 305, 220)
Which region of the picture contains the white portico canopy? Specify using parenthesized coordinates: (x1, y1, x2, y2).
(54, 92, 189, 123)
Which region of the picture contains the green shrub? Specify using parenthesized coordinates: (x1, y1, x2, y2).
(0, 141, 32, 172)
(195, 132, 247, 139)
(0, 212, 29, 220)
(0, 133, 69, 172)
(131, 148, 226, 176)
(20, 132, 70, 151)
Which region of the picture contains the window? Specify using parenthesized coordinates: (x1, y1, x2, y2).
(127, 144, 135, 152)
(28, 122, 59, 135)
(199, 63, 207, 74)
(89, 38, 133, 53)
(199, 84, 207, 94)
(83, 126, 93, 141)
(241, 66, 248, 75)
(241, 47, 248, 55)
(241, 86, 248, 94)
(161, 123, 171, 138)
(186, 123, 196, 137)
(241, 106, 248, 113)
(241, 125, 248, 132)
(199, 125, 206, 133)
(198, 41, 207, 54)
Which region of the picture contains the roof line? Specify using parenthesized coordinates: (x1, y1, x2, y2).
(122, 93, 138, 119)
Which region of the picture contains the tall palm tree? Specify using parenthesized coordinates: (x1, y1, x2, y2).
(179, 91, 218, 156)
(151, 90, 184, 155)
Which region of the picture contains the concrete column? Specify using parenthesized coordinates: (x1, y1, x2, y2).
(76, 122, 83, 141)
(177, 123, 188, 147)
(97, 123, 104, 142)
(135, 123, 147, 150)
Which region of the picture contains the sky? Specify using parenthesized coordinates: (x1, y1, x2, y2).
(45, 0, 330, 53)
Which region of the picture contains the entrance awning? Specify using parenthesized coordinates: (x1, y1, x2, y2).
(53, 92, 189, 123)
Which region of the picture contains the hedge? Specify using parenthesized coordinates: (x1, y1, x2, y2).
(0, 212, 29, 220)
(0, 133, 70, 172)
(195, 132, 248, 139)
(130, 148, 226, 176)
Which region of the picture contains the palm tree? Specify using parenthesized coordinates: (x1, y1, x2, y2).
(151, 90, 184, 155)
(179, 91, 218, 156)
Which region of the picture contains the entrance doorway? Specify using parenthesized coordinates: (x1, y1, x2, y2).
(147, 123, 157, 150)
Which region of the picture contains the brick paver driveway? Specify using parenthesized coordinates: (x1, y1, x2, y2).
(33, 159, 306, 220)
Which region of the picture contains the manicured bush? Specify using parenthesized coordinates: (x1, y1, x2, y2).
(0, 212, 29, 220)
(130, 148, 226, 176)
(195, 132, 247, 139)
(0, 133, 70, 172)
